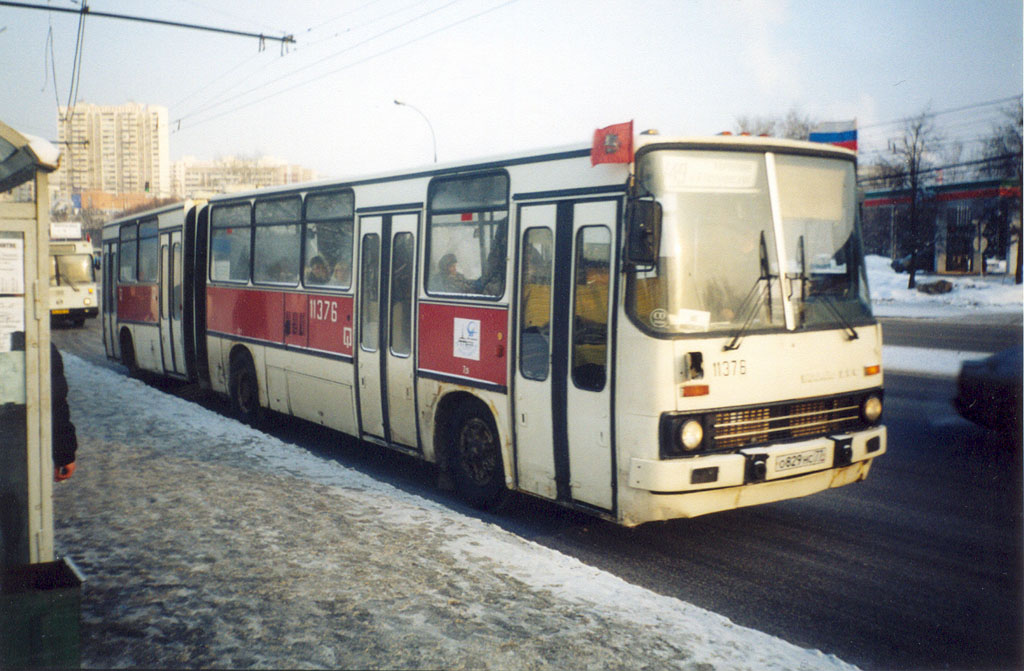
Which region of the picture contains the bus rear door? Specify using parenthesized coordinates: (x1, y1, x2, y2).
(159, 229, 186, 376)
(356, 212, 419, 449)
(102, 242, 118, 359)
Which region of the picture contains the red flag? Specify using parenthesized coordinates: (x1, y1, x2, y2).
(591, 121, 634, 165)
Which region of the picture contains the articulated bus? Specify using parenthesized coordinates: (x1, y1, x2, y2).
(102, 134, 886, 526)
(50, 239, 99, 327)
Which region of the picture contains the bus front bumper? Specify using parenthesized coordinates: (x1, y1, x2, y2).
(51, 307, 98, 319)
(627, 426, 886, 521)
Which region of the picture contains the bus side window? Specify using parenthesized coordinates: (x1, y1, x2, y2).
(389, 232, 414, 356)
(210, 203, 252, 283)
(138, 220, 159, 282)
(571, 225, 611, 392)
(119, 223, 138, 283)
(426, 172, 508, 298)
(519, 227, 553, 381)
(253, 196, 301, 285)
(304, 190, 354, 290)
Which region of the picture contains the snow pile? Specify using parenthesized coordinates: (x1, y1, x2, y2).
(866, 255, 1022, 317)
(55, 353, 857, 671)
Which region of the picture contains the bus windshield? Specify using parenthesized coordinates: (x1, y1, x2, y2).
(627, 148, 871, 336)
(51, 253, 95, 287)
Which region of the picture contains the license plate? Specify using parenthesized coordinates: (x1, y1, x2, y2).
(775, 447, 828, 472)
(52, 309, 69, 315)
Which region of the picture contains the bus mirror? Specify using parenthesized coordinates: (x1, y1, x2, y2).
(625, 199, 661, 268)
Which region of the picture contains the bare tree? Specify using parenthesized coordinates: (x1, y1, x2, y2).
(735, 108, 817, 140)
(877, 110, 942, 288)
(980, 100, 1023, 283)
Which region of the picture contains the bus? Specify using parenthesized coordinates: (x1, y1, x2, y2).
(50, 239, 99, 327)
(102, 134, 886, 526)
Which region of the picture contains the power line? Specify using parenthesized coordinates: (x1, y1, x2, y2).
(170, 0, 434, 116)
(858, 94, 1022, 131)
(1, 1, 295, 44)
(857, 153, 1021, 184)
(174, 0, 513, 131)
(173, 0, 464, 124)
(178, 0, 517, 133)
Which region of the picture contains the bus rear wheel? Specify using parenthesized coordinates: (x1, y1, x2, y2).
(451, 404, 507, 510)
(229, 352, 262, 427)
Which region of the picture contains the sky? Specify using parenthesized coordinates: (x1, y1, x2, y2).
(1, 0, 1021, 179)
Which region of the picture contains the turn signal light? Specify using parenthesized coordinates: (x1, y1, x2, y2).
(682, 384, 709, 397)
(864, 365, 881, 376)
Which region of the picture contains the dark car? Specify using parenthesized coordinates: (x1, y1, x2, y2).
(953, 348, 1023, 434)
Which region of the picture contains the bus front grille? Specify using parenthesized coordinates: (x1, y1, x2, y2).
(711, 393, 867, 450)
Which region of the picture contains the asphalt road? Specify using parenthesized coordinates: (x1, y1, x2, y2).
(53, 315, 1023, 670)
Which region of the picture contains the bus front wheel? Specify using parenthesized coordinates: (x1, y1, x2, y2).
(229, 352, 262, 427)
(451, 404, 508, 510)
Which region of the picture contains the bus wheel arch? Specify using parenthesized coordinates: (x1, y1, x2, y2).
(229, 346, 262, 426)
(119, 328, 138, 377)
(435, 392, 509, 510)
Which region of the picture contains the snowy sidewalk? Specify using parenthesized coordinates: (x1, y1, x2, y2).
(53, 354, 855, 670)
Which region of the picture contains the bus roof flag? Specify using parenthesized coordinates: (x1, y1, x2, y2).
(809, 120, 857, 152)
(591, 121, 634, 165)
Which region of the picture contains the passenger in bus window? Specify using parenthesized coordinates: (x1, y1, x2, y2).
(306, 255, 330, 285)
(438, 253, 469, 293)
(331, 258, 351, 286)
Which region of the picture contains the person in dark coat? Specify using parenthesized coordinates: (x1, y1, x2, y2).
(51, 344, 77, 481)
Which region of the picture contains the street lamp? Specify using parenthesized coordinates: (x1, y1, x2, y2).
(394, 99, 437, 164)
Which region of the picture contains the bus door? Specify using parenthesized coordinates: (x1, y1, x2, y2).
(158, 230, 186, 376)
(514, 199, 618, 511)
(356, 212, 420, 448)
(102, 242, 118, 359)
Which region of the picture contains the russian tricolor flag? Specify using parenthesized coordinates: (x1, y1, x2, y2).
(809, 120, 857, 152)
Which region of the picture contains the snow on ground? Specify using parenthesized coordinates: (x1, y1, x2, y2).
(867, 254, 1023, 319)
(55, 353, 857, 670)
(866, 254, 1021, 377)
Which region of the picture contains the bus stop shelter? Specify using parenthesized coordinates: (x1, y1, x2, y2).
(0, 118, 82, 667)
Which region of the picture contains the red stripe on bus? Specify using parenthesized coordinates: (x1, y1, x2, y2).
(118, 284, 158, 323)
(207, 285, 354, 356)
(418, 303, 508, 387)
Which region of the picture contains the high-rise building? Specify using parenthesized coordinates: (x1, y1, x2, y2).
(54, 102, 170, 200)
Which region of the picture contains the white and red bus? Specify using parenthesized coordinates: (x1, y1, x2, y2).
(102, 134, 886, 525)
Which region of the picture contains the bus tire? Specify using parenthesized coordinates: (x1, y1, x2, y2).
(229, 351, 262, 427)
(450, 403, 508, 510)
(120, 331, 139, 377)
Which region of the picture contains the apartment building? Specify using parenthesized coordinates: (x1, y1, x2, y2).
(54, 102, 170, 200)
(171, 155, 316, 198)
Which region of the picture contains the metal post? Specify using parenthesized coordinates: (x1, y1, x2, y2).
(394, 99, 437, 164)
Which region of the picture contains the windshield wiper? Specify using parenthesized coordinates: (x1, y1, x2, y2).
(58, 266, 80, 291)
(724, 231, 774, 351)
(795, 235, 857, 341)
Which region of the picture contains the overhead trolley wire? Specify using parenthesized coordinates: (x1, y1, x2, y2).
(174, 0, 517, 132)
(857, 94, 1022, 131)
(171, 0, 433, 116)
(1, 1, 295, 44)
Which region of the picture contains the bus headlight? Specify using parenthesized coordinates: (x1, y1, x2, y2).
(861, 394, 883, 424)
(679, 420, 704, 451)
(660, 414, 707, 458)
